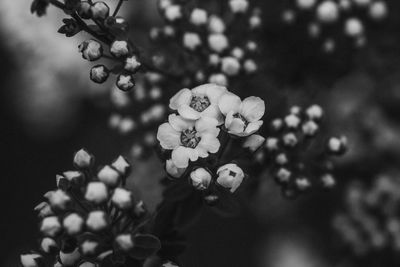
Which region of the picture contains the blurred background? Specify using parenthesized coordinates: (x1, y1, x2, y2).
(1, 0, 400, 266)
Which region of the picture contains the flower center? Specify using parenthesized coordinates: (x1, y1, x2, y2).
(180, 129, 201, 148)
(189, 95, 211, 112)
(233, 113, 249, 127)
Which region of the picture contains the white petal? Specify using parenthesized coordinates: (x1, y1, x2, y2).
(227, 118, 246, 134)
(171, 147, 199, 168)
(245, 120, 263, 135)
(240, 96, 265, 122)
(169, 88, 192, 110)
(205, 84, 228, 103)
(157, 123, 181, 149)
(224, 110, 234, 129)
(201, 105, 224, 125)
(195, 116, 219, 135)
(218, 92, 241, 116)
(197, 134, 221, 155)
(178, 105, 201, 120)
(168, 114, 194, 131)
(191, 84, 209, 95)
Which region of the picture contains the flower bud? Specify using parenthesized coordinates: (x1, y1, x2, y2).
(90, 1, 109, 20)
(79, 262, 97, 267)
(166, 159, 186, 178)
(124, 55, 141, 73)
(111, 156, 131, 176)
(90, 65, 109, 84)
(209, 73, 228, 87)
(344, 18, 364, 37)
(216, 163, 245, 193)
(275, 168, 291, 184)
(284, 114, 301, 129)
(276, 153, 288, 165)
(306, 104, 323, 120)
(80, 240, 99, 256)
(265, 137, 279, 151)
(208, 15, 225, 33)
(183, 32, 202, 50)
(78, 1, 92, 19)
(302, 120, 319, 136)
(97, 165, 121, 187)
(316, 1, 339, 23)
(78, 40, 102, 61)
(208, 34, 229, 53)
(243, 59, 258, 74)
(85, 182, 108, 204)
(282, 133, 298, 147)
(295, 177, 311, 191)
(190, 8, 208, 26)
(163, 262, 180, 267)
(20, 254, 42, 267)
(296, 0, 316, 9)
(115, 234, 134, 252)
(73, 148, 94, 169)
(45, 190, 71, 210)
(63, 213, 84, 235)
(229, 0, 249, 13)
(221, 57, 241, 76)
(86, 211, 108, 231)
(243, 134, 265, 152)
(369, 1, 387, 20)
(40, 237, 58, 253)
(111, 188, 133, 209)
(60, 248, 81, 266)
(40, 216, 61, 237)
(110, 40, 129, 58)
(321, 173, 336, 188)
(116, 74, 135, 91)
(190, 168, 212, 190)
(35, 202, 54, 218)
(165, 5, 182, 21)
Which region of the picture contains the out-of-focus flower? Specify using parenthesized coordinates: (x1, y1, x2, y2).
(90, 1, 109, 20)
(229, 0, 249, 13)
(90, 65, 109, 83)
(190, 168, 212, 190)
(110, 40, 130, 58)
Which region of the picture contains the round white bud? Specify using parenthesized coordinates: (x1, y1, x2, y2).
(85, 182, 108, 204)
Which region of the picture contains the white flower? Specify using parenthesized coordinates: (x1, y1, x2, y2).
(282, 9, 296, 24)
(265, 137, 279, 151)
(243, 59, 258, 74)
(308, 23, 321, 38)
(80, 240, 99, 255)
(165, 5, 182, 21)
(276, 168, 291, 183)
(110, 40, 129, 58)
(111, 156, 130, 176)
(243, 134, 265, 152)
(296, 0, 316, 9)
(221, 57, 241, 76)
(183, 32, 202, 50)
(124, 55, 141, 73)
(190, 168, 212, 190)
(209, 54, 220, 66)
(40, 216, 61, 237)
(209, 73, 228, 87)
(115, 234, 134, 251)
(344, 18, 364, 37)
(208, 34, 229, 53)
(45, 190, 70, 210)
(216, 163, 245, 193)
(157, 114, 220, 168)
(40, 237, 57, 253)
(284, 114, 301, 128)
(302, 120, 319, 136)
(282, 133, 298, 147)
(21, 254, 41, 267)
(229, 0, 249, 13)
(159, 0, 172, 10)
(116, 74, 135, 91)
(111, 188, 133, 209)
(90, 2, 109, 20)
(317, 1, 339, 23)
(249, 15, 262, 29)
(63, 213, 84, 235)
(97, 165, 120, 187)
(208, 15, 225, 33)
(85, 182, 108, 203)
(166, 159, 186, 178)
(59, 248, 81, 266)
(79, 40, 102, 61)
(169, 84, 227, 124)
(231, 47, 244, 59)
(306, 104, 323, 120)
(369, 1, 387, 20)
(190, 8, 208, 25)
(86, 211, 108, 231)
(218, 93, 265, 136)
(90, 65, 109, 83)
(74, 148, 93, 168)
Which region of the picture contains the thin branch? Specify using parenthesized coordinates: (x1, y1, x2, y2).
(113, 0, 124, 17)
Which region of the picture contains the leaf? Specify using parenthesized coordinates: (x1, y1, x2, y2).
(130, 234, 161, 260)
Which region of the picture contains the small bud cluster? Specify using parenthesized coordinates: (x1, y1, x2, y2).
(153, 0, 261, 88)
(281, 0, 388, 52)
(254, 105, 347, 198)
(157, 83, 266, 203)
(20, 149, 161, 267)
(334, 172, 400, 258)
(109, 72, 169, 160)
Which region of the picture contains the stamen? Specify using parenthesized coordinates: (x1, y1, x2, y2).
(180, 129, 201, 148)
(189, 95, 211, 112)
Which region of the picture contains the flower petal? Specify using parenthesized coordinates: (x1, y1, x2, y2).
(195, 117, 219, 136)
(197, 134, 221, 155)
(205, 84, 227, 104)
(240, 96, 265, 122)
(191, 84, 209, 95)
(157, 123, 181, 149)
(201, 105, 225, 125)
(171, 147, 199, 168)
(227, 118, 246, 135)
(245, 120, 263, 135)
(178, 105, 201, 120)
(225, 110, 234, 129)
(168, 114, 195, 131)
(218, 92, 241, 116)
(169, 88, 192, 110)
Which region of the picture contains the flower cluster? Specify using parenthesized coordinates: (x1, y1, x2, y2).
(333, 172, 400, 259)
(253, 105, 347, 198)
(281, 0, 388, 52)
(109, 72, 170, 160)
(156, 83, 266, 202)
(20, 149, 162, 267)
(152, 0, 262, 88)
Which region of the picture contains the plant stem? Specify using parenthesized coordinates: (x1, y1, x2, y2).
(113, 0, 124, 17)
